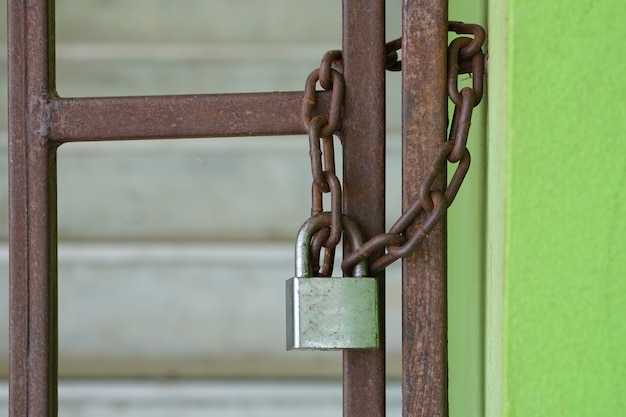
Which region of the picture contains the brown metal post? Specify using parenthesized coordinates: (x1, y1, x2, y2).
(341, 1, 386, 416)
(402, 1, 449, 417)
(8, 0, 59, 416)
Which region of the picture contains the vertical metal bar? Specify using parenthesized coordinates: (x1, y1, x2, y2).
(341, 1, 386, 416)
(8, 0, 58, 416)
(401, 1, 449, 417)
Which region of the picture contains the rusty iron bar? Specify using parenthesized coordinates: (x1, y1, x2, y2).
(341, 0, 387, 416)
(402, 0, 449, 416)
(8, 0, 59, 416)
(47, 91, 332, 143)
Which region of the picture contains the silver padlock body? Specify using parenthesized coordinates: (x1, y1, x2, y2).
(286, 277, 379, 350)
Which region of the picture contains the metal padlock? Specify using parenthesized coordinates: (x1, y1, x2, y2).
(286, 213, 379, 350)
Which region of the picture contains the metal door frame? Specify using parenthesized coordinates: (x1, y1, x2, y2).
(7, 0, 447, 416)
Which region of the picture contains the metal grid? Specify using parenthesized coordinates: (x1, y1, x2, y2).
(7, 1, 447, 416)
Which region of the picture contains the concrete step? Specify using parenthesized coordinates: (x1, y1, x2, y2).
(0, 135, 403, 241)
(0, 243, 403, 378)
(55, 43, 336, 96)
(54, 0, 343, 43)
(0, 380, 402, 417)
(0, 0, 403, 43)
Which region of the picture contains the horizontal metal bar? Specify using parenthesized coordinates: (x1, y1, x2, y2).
(48, 91, 332, 143)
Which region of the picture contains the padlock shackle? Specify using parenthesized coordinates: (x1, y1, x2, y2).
(295, 212, 368, 277)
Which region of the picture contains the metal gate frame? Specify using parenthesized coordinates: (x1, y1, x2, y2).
(7, 0, 448, 416)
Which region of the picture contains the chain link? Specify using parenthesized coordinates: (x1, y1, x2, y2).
(385, 37, 402, 71)
(302, 51, 345, 140)
(342, 22, 486, 274)
(302, 22, 486, 276)
(302, 51, 346, 277)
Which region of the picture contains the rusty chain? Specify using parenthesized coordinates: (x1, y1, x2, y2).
(302, 22, 486, 276)
(302, 50, 345, 276)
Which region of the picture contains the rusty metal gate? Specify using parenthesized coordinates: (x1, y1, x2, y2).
(8, 0, 484, 416)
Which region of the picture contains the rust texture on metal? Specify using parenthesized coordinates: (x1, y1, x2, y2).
(310, 169, 342, 277)
(8, 0, 59, 416)
(48, 91, 333, 143)
(303, 50, 346, 278)
(302, 51, 345, 143)
(402, 0, 448, 416)
(341, 0, 387, 416)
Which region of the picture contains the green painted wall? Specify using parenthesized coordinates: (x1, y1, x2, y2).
(488, 0, 626, 416)
(447, 1, 486, 415)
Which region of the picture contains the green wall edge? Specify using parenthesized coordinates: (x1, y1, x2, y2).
(490, 1, 626, 416)
(448, 1, 487, 416)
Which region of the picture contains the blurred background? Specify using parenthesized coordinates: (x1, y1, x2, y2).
(0, 0, 484, 416)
